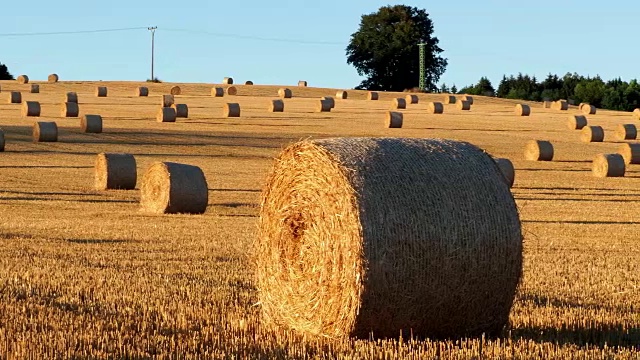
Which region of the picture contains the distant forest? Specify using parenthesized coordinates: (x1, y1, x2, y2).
(439, 73, 640, 112)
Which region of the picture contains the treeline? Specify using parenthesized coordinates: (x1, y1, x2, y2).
(444, 73, 640, 112)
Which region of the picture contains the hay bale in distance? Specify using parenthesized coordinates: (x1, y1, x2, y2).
(444, 95, 456, 104)
(227, 86, 238, 96)
(336, 91, 348, 99)
(172, 104, 189, 118)
(136, 87, 149, 97)
(170, 86, 181, 95)
(278, 88, 292, 99)
(581, 126, 605, 143)
(66, 92, 78, 103)
(457, 100, 471, 110)
(33, 121, 57, 142)
(298, 80, 307, 87)
(616, 124, 637, 140)
(269, 99, 284, 112)
(524, 140, 554, 161)
(579, 102, 589, 110)
(256, 137, 522, 339)
(17, 75, 29, 84)
(212, 87, 224, 97)
(461, 95, 474, 105)
(30, 84, 39, 94)
(94, 153, 137, 190)
(157, 107, 177, 122)
(552, 100, 568, 111)
(618, 143, 640, 164)
(61, 102, 79, 117)
(567, 115, 588, 130)
(223, 77, 233, 85)
(494, 158, 515, 188)
(634, 108, 640, 120)
(8, 91, 21, 104)
(391, 98, 406, 110)
(406, 94, 419, 104)
(427, 102, 444, 114)
(140, 162, 208, 214)
(48, 74, 59, 83)
(592, 154, 625, 178)
(22, 101, 41, 117)
(582, 104, 596, 115)
(515, 104, 531, 116)
(162, 94, 174, 107)
(96, 86, 108, 97)
(542, 101, 551, 108)
(316, 99, 332, 112)
(321, 96, 335, 108)
(81, 114, 103, 133)
(0, 129, 4, 152)
(368, 92, 379, 100)
(224, 103, 241, 117)
(385, 112, 403, 128)
(245, 81, 254, 85)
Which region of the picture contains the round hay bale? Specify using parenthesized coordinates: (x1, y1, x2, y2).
(81, 114, 103, 133)
(30, 84, 39, 94)
(298, 80, 308, 87)
(494, 158, 515, 188)
(524, 140, 554, 161)
(157, 107, 177, 122)
(8, 91, 21, 104)
(368, 92, 379, 100)
(0, 129, 4, 152)
(457, 100, 471, 111)
(552, 100, 568, 111)
(618, 143, 640, 164)
(212, 87, 224, 97)
(461, 95, 474, 105)
(567, 115, 588, 130)
(227, 86, 238, 96)
(17, 75, 29, 84)
(95, 153, 137, 190)
(406, 94, 419, 104)
(33, 121, 57, 142)
(96, 86, 108, 97)
(278, 88, 292, 99)
(592, 154, 625, 178)
(170, 86, 181, 95)
(542, 101, 551, 108)
(269, 99, 284, 112)
(515, 104, 530, 116)
(136, 87, 149, 97)
(172, 104, 189, 118)
(444, 95, 456, 104)
(633, 108, 640, 120)
(162, 94, 174, 108)
(245, 81, 254, 85)
(22, 101, 41, 117)
(66, 92, 78, 103)
(140, 162, 208, 214)
(224, 103, 241, 117)
(579, 102, 589, 110)
(391, 98, 406, 110)
(427, 102, 444, 114)
(48, 74, 59, 83)
(255, 137, 522, 339)
(61, 102, 79, 117)
(616, 124, 637, 140)
(321, 97, 335, 108)
(385, 112, 403, 128)
(316, 99, 332, 112)
(223, 77, 234, 85)
(582, 104, 596, 115)
(581, 126, 604, 143)
(336, 91, 348, 99)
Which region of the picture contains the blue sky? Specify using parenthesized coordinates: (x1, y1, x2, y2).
(1, 1, 638, 89)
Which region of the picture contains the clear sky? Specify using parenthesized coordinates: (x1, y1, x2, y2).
(1, 0, 638, 90)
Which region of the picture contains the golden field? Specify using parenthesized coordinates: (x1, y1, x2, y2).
(0, 79, 638, 359)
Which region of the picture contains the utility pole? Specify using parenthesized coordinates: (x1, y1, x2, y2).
(418, 42, 426, 91)
(148, 26, 157, 81)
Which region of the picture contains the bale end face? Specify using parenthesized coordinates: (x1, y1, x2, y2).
(212, 87, 224, 97)
(391, 98, 406, 110)
(48, 74, 59, 83)
(157, 107, 177, 122)
(567, 115, 588, 130)
(336, 91, 348, 99)
(553, 101, 568, 111)
(427, 102, 444, 114)
(30, 84, 39, 94)
(316, 99, 332, 112)
(278, 88, 292, 99)
(81, 115, 103, 133)
(385, 112, 403, 128)
(515, 104, 530, 116)
(444, 95, 456, 104)
(633, 108, 640, 120)
(321, 97, 335, 109)
(245, 81, 254, 85)
(17, 75, 29, 84)
(137, 87, 149, 97)
(524, 140, 554, 161)
(22, 101, 41, 117)
(172, 104, 189, 118)
(457, 100, 471, 111)
(33, 121, 58, 142)
(582, 104, 596, 115)
(223, 77, 234, 85)
(406, 94, 419, 104)
(162, 94, 175, 108)
(96, 86, 108, 97)
(66, 92, 78, 103)
(298, 80, 308, 87)
(494, 158, 515, 188)
(581, 126, 604, 143)
(616, 124, 637, 141)
(618, 143, 640, 164)
(224, 103, 241, 117)
(226, 86, 238, 96)
(269, 99, 285, 112)
(592, 154, 625, 178)
(94, 153, 137, 190)
(461, 95, 474, 105)
(170, 86, 181, 95)
(368, 92, 379, 100)
(8, 92, 21, 104)
(61, 102, 80, 118)
(140, 162, 208, 214)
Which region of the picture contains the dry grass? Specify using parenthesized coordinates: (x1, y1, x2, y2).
(0, 80, 639, 358)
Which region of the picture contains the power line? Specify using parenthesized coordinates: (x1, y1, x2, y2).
(160, 27, 344, 46)
(0, 27, 149, 37)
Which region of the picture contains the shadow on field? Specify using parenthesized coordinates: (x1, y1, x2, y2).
(415, 127, 543, 133)
(517, 186, 640, 192)
(517, 168, 589, 173)
(0, 165, 92, 169)
(66, 238, 129, 244)
(515, 197, 640, 203)
(523, 219, 640, 225)
(210, 188, 261, 193)
(515, 190, 640, 197)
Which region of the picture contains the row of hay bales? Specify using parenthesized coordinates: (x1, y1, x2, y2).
(12, 92, 82, 118)
(221, 77, 309, 87)
(0, 115, 103, 148)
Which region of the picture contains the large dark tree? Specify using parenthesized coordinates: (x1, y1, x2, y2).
(346, 5, 447, 91)
(0, 62, 13, 80)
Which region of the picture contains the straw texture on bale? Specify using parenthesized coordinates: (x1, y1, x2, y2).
(81, 114, 103, 133)
(618, 143, 640, 164)
(94, 153, 137, 190)
(33, 121, 58, 142)
(457, 100, 471, 110)
(223, 77, 233, 85)
(582, 104, 596, 115)
(444, 95, 456, 104)
(427, 102, 444, 114)
(385, 112, 403, 128)
(140, 162, 208, 214)
(30, 84, 39, 94)
(96, 86, 108, 97)
(0, 129, 4, 152)
(136, 87, 149, 97)
(22, 101, 41, 117)
(227, 86, 238, 96)
(406, 94, 419, 104)
(66, 92, 78, 103)
(322, 97, 335, 108)
(515, 104, 530, 116)
(172, 104, 189, 118)
(634, 108, 640, 120)
(17, 75, 29, 84)
(336, 91, 348, 99)
(256, 137, 522, 339)
(542, 101, 551, 108)
(224, 103, 241, 117)
(461, 95, 474, 105)
(48, 73, 59, 83)
(269, 99, 284, 112)
(553, 100, 568, 111)
(245, 81, 254, 85)
(567, 115, 588, 130)
(170, 86, 181, 95)
(162, 94, 174, 107)
(524, 140, 554, 161)
(278, 88, 292, 99)
(616, 124, 637, 140)
(8, 92, 21, 104)
(157, 107, 177, 122)
(494, 158, 515, 188)
(368, 92, 379, 100)
(212, 87, 224, 97)
(298, 80, 308, 87)
(592, 154, 625, 178)
(579, 103, 588, 110)
(316, 99, 332, 112)
(61, 102, 79, 117)
(581, 126, 604, 143)
(391, 98, 406, 110)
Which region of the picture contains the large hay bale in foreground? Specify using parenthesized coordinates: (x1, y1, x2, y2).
(81, 114, 103, 133)
(592, 154, 625, 178)
(33, 121, 58, 142)
(224, 103, 241, 117)
(427, 102, 444, 114)
(22, 101, 41, 117)
(582, 104, 596, 115)
(96, 86, 108, 97)
(162, 94, 174, 107)
(552, 100, 568, 111)
(223, 77, 234, 85)
(0, 129, 4, 152)
(581, 126, 604, 143)
(157, 107, 177, 122)
(136, 87, 149, 97)
(336, 91, 348, 99)
(48, 74, 59, 83)
(618, 143, 640, 164)
(61, 102, 79, 117)
(172, 104, 189, 118)
(321, 96, 335, 108)
(227, 86, 238, 96)
(391, 98, 406, 110)
(457, 100, 471, 110)
(8, 92, 21, 104)
(524, 140, 554, 161)
(170, 86, 181, 95)
(298, 80, 307, 87)
(211, 87, 224, 97)
(406, 94, 419, 104)
(30, 84, 39, 94)
(66, 92, 78, 103)
(278, 88, 292, 99)
(17, 75, 29, 84)
(616, 124, 637, 140)
(515, 104, 530, 116)
(140, 162, 208, 214)
(269, 99, 284, 112)
(256, 138, 522, 339)
(368, 92, 379, 100)
(494, 158, 515, 188)
(444, 95, 456, 104)
(567, 115, 588, 130)
(385, 112, 403, 128)
(316, 99, 332, 112)
(94, 153, 137, 190)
